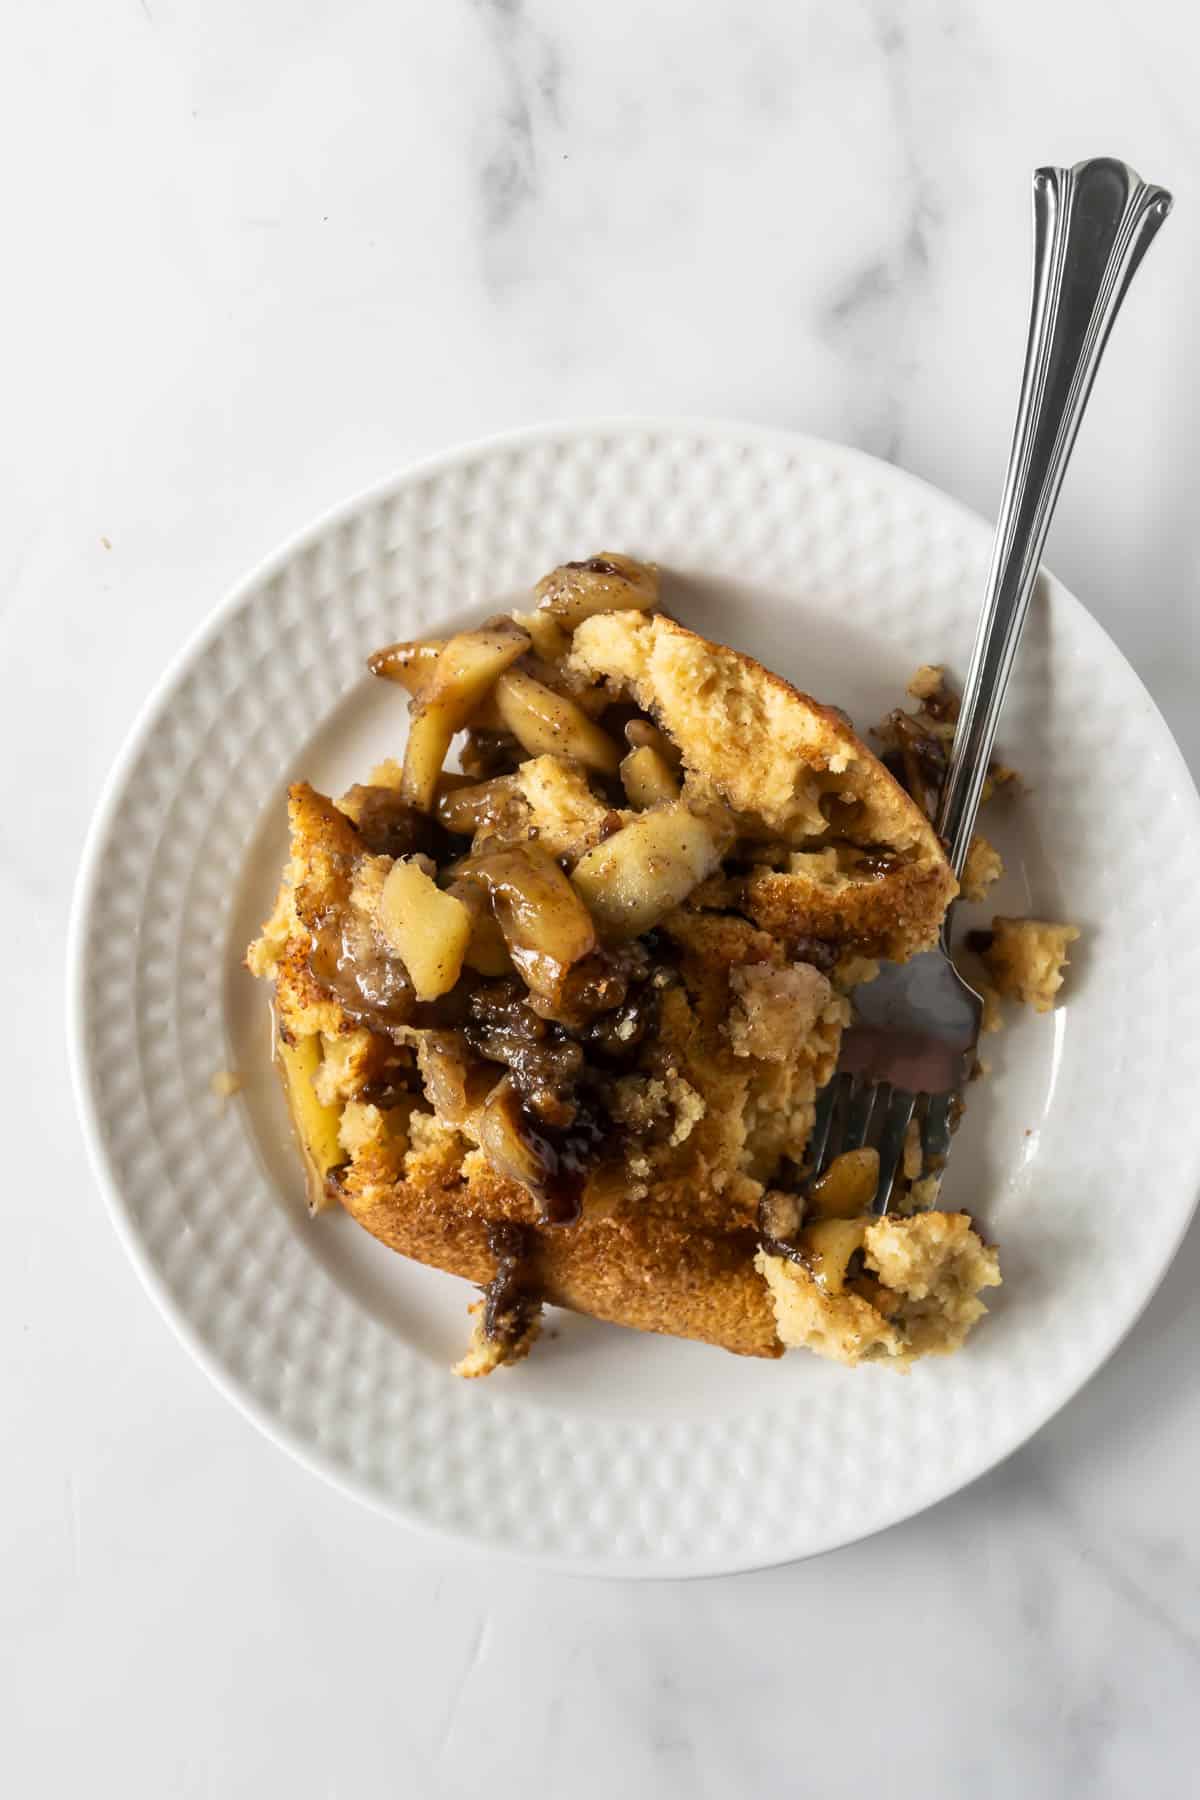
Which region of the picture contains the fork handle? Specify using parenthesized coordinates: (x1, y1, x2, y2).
(936, 157, 1172, 879)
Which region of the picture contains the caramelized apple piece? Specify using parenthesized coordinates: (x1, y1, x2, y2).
(807, 1148, 880, 1219)
(445, 878, 513, 976)
(797, 1217, 870, 1295)
(415, 1030, 494, 1127)
(619, 745, 680, 809)
(435, 774, 519, 836)
(377, 858, 472, 1000)
(464, 844, 597, 995)
(624, 718, 682, 770)
(571, 803, 727, 939)
(367, 639, 445, 694)
(535, 553, 659, 628)
(510, 607, 572, 663)
(477, 1073, 550, 1196)
(399, 623, 530, 811)
(493, 669, 621, 774)
(277, 1033, 343, 1214)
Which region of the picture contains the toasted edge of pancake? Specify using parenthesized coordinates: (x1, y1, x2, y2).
(338, 1129, 784, 1358)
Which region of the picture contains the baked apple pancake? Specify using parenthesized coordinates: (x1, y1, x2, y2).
(248, 554, 1009, 1374)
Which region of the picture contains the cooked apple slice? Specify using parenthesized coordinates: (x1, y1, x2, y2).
(796, 1218, 870, 1295)
(399, 622, 530, 810)
(435, 774, 519, 837)
(493, 669, 621, 774)
(535, 553, 659, 628)
(624, 717, 682, 769)
(477, 1073, 550, 1199)
(377, 858, 472, 1000)
(510, 608, 572, 663)
(414, 1030, 495, 1128)
(807, 1149, 880, 1219)
(277, 1032, 344, 1214)
(464, 844, 596, 994)
(367, 639, 445, 693)
(571, 803, 726, 938)
(445, 877, 513, 976)
(619, 745, 680, 809)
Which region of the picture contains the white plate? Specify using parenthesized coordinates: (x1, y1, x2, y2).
(68, 420, 1200, 1576)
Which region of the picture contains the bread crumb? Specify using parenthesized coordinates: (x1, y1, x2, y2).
(454, 1298, 542, 1377)
(961, 833, 1003, 904)
(336, 1098, 409, 1159)
(312, 1029, 377, 1105)
(868, 1212, 1001, 1355)
(367, 758, 406, 790)
(785, 848, 845, 888)
(981, 918, 1080, 1013)
(210, 1068, 243, 1100)
(981, 763, 1020, 802)
(665, 1073, 706, 1146)
(834, 953, 881, 990)
(513, 754, 616, 861)
(611, 1071, 706, 1147)
(978, 980, 1005, 1034)
(906, 664, 945, 702)
(727, 961, 834, 1062)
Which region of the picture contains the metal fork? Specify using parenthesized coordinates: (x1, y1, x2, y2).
(809, 157, 1172, 1216)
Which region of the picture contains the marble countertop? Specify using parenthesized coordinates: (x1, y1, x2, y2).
(6, 2, 1200, 1794)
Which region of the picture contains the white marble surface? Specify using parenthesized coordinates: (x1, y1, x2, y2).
(6, 1, 1200, 1793)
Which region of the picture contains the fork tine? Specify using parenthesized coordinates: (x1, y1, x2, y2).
(872, 1087, 916, 1216)
(843, 1077, 887, 1152)
(923, 1091, 954, 1165)
(807, 1076, 840, 1176)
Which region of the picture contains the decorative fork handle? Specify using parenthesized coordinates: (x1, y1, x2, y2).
(936, 157, 1172, 879)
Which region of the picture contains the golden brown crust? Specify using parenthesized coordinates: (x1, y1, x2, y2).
(288, 781, 362, 927)
(739, 857, 957, 962)
(272, 947, 348, 1044)
(338, 1165, 782, 1357)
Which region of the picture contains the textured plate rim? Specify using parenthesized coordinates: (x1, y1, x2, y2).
(66, 415, 1200, 1578)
